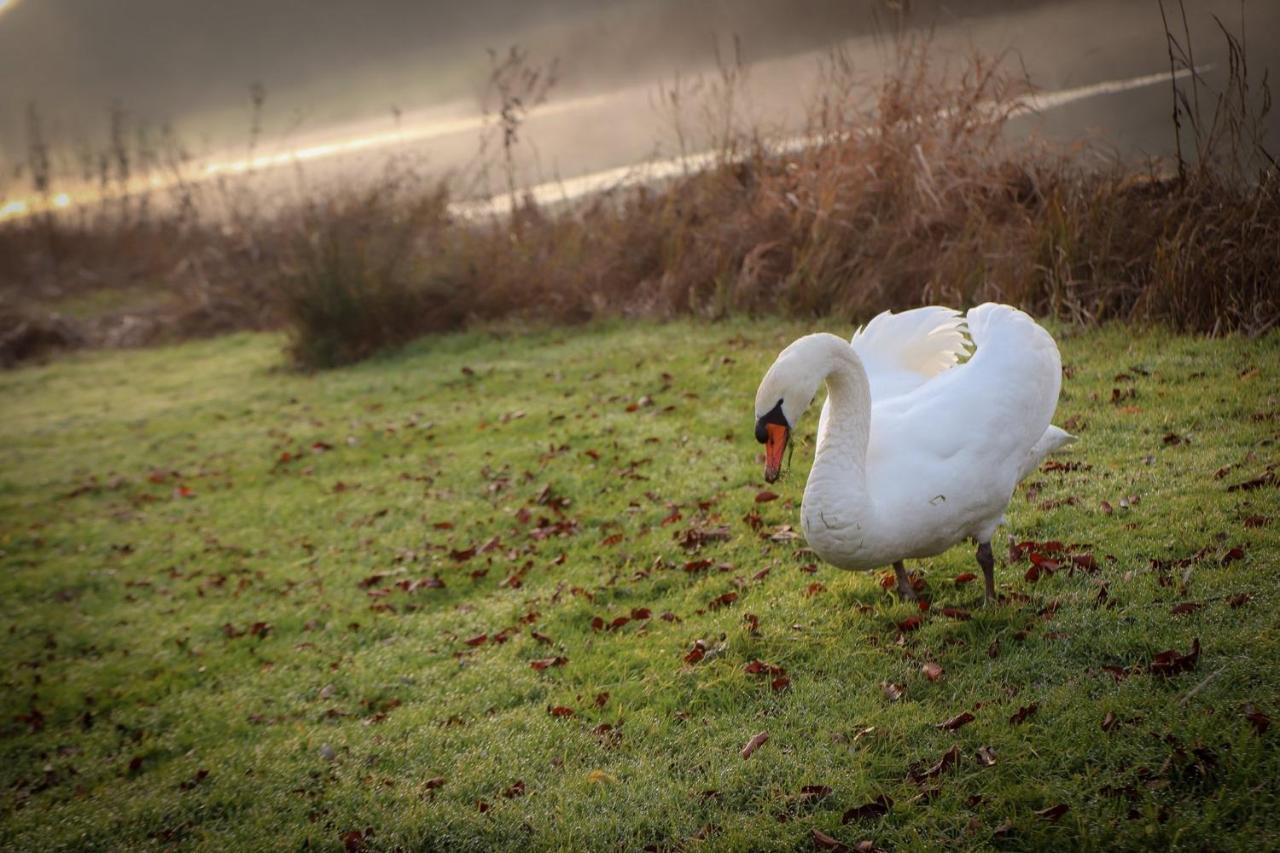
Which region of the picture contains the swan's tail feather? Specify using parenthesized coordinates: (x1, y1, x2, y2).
(1018, 425, 1077, 481)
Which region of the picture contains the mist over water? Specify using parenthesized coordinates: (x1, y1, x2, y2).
(1, 0, 1276, 210)
(0, 0, 913, 158)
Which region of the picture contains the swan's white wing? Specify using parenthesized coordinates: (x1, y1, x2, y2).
(852, 307, 969, 399)
(867, 303, 1065, 544)
(817, 306, 969, 444)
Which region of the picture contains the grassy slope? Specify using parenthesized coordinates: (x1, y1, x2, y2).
(0, 320, 1277, 852)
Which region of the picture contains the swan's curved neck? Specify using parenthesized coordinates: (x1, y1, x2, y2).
(803, 336, 874, 530)
(813, 338, 872, 477)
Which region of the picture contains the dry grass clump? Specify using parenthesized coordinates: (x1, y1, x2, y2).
(1, 24, 1275, 369)
(280, 182, 464, 368)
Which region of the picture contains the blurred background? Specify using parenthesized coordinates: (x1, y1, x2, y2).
(2, 0, 1276, 211)
(0, 0, 1275, 367)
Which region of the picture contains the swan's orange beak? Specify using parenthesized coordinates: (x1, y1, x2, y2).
(763, 423, 789, 483)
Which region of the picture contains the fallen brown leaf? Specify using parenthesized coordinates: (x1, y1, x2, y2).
(936, 712, 975, 731)
(897, 615, 923, 632)
(1243, 704, 1270, 735)
(741, 731, 769, 760)
(811, 829, 850, 851)
(1148, 637, 1200, 677)
(1034, 803, 1069, 822)
(1009, 703, 1039, 725)
(910, 745, 960, 783)
(841, 794, 892, 824)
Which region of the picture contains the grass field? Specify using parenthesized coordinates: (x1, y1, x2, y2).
(1, 319, 1277, 851)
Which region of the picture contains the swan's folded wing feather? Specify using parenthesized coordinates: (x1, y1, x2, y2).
(868, 304, 1064, 504)
(851, 307, 969, 400)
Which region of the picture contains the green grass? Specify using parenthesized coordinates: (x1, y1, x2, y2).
(1, 319, 1277, 851)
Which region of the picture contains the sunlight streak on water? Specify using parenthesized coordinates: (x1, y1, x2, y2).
(0, 67, 1202, 225)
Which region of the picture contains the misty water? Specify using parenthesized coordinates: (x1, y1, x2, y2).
(1, 0, 1276, 221)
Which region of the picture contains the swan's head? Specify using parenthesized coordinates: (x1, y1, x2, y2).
(753, 336, 827, 482)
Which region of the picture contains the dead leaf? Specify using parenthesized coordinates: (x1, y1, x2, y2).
(975, 746, 998, 767)
(1102, 711, 1118, 732)
(1243, 704, 1270, 735)
(896, 615, 923, 632)
(708, 592, 738, 609)
(841, 794, 892, 824)
(936, 712, 975, 731)
(755, 490, 780, 503)
(530, 657, 567, 671)
(1221, 546, 1246, 565)
(1227, 469, 1277, 492)
(1009, 703, 1039, 725)
(798, 785, 833, 804)
(741, 731, 769, 760)
(811, 829, 850, 851)
(910, 745, 960, 783)
(1148, 637, 1200, 677)
(1071, 553, 1099, 573)
(684, 641, 707, 664)
(744, 660, 785, 676)
(921, 662, 943, 682)
(1034, 803, 1069, 822)
(880, 682, 905, 702)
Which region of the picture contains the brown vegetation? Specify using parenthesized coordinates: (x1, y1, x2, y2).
(1, 24, 1275, 369)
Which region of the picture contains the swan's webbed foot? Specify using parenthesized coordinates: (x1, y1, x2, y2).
(892, 561, 917, 602)
(976, 542, 996, 605)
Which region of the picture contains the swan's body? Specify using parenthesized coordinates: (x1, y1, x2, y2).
(754, 304, 1073, 601)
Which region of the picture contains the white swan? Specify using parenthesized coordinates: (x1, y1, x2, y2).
(753, 304, 1074, 604)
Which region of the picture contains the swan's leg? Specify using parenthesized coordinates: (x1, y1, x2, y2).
(977, 542, 996, 604)
(892, 561, 917, 602)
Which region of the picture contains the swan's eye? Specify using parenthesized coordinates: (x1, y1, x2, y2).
(755, 398, 787, 443)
